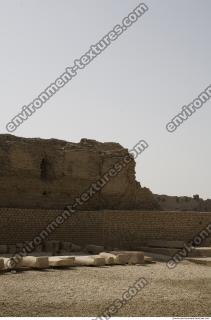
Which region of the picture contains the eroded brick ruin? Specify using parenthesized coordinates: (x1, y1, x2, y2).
(0, 134, 159, 210)
(0, 135, 211, 260)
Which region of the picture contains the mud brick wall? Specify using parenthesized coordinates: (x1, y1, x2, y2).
(0, 135, 158, 210)
(0, 209, 211, 248)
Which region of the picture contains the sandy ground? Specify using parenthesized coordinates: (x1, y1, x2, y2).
(0, 260, 211, 317)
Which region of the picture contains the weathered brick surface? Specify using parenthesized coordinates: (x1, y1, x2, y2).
(0, 135, 158, 210)
(0, 209, 211, 248)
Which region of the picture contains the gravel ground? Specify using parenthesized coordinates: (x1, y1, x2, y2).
(0, 260, 211, 317)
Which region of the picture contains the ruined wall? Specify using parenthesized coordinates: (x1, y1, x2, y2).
(154, 194, 211, 212)
(0, 209, 211, 247)
(0, 135, 158, 210)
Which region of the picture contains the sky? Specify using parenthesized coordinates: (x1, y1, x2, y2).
(0, 0, 211, 199)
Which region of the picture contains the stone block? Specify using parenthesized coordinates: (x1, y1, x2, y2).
(74, 256, 105, 266)
(20, 256, 49, 269)
(146, 240, 185, 248)
(49, 256, 75, 267)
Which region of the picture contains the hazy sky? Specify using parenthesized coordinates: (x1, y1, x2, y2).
(1, 0, 211, 199)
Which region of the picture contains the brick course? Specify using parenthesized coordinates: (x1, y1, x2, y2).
(0, 209, 211, 248)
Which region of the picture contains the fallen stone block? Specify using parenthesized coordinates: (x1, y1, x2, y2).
(111, 251, 144, 265)
(187, 257, 211, 266)
(189, 247, 211, 257)
(128, 252, 144, 265)
(49, 256, 75, 267)
(96, 253, 115, 265)
(146, 240, 185, 248)
(75, 256, 105, 266)
(107, 252, 129, 265)
(3, 257, 23, 270)
(139, 246, 179, 257)
(0, 245, 7, 254)
(142, 252, 171, 262)
(99, 252, 119, 264)
(85, 245, 104, 254)
(20, 256, 49, 269)
(144, 256, 155, 264)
